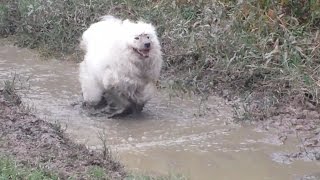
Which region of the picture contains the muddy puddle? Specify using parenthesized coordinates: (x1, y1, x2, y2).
(0, 42, 319, 180)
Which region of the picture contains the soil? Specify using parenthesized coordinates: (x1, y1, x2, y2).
(257, 103, 320, 163)
(212, 88, 320, 163)
(0, 90, 126, 179)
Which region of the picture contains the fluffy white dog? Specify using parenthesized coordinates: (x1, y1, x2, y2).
(79, 15, 162, 116)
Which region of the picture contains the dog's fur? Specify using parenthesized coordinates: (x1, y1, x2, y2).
(79, 15, 162, 115)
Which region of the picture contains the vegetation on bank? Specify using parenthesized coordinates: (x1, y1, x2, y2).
(0, 157, 186, 180)
(0, 0, 319, 120)
(0, 156, 59, 180)
(0, 156, 187, 180)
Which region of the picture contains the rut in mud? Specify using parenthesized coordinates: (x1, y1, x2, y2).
(0, 42, 320, 180)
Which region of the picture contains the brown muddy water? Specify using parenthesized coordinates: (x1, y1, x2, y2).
(0, 42, 319, 180)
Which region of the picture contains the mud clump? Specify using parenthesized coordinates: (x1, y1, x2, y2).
(0, 90, 126, 179)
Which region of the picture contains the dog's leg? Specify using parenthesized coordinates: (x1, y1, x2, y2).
(100, 90, 146, 118)
(79, 62, 103, 106)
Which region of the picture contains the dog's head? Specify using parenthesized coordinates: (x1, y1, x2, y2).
(122, 20, 160, 59)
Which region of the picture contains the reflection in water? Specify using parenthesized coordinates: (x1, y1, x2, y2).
(0, 43, 319, 180)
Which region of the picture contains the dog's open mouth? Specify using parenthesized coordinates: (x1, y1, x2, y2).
(133, 48, 150, 58)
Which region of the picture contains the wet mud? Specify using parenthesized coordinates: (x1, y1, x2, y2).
(0, 41, 319, 180)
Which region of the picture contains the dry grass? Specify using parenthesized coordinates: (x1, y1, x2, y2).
(2, 74, 22, 105)
(1, 0, 320, 120)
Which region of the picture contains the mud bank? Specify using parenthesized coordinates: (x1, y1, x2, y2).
(0, 89, 125, 179)
(257, 105, 320, 163)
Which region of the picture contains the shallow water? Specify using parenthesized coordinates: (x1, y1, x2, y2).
(0, 42, 319, 180)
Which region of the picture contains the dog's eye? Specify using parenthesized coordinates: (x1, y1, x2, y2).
(134, 37, 139, 40)
(147, 36, 150, 39)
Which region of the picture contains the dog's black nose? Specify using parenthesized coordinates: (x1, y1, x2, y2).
(144, 43, 150, 48)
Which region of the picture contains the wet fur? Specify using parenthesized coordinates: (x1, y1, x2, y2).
(79, 15, 162, 114)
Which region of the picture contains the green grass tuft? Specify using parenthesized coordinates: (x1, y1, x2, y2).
(88, 166, 108, 180)
(0, 156, 58, 180)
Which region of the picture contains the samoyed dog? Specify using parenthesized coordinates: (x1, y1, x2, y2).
(79, 15, 162, 117)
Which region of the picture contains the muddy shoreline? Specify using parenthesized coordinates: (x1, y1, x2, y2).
(0, 89, 126, 179)
(257, 104, 320, 163)
(0, 42, 319, 179)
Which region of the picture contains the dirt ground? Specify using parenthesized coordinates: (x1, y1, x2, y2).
(258, 104, 320, 163)
(0, 89, 126, 179)
(229, 91, 320, 164)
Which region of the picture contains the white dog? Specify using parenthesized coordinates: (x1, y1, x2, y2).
(79, 15, 162, 116)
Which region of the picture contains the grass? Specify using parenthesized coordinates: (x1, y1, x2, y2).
(98, 129, 112, 160)
(1, 73, 36, 114)
(0, 156, 186, 180)
(2, 73, 22, 106)
(0, 156, 58, 180)
(88, 166, 108, 180)
(0, 0, 319, 120)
